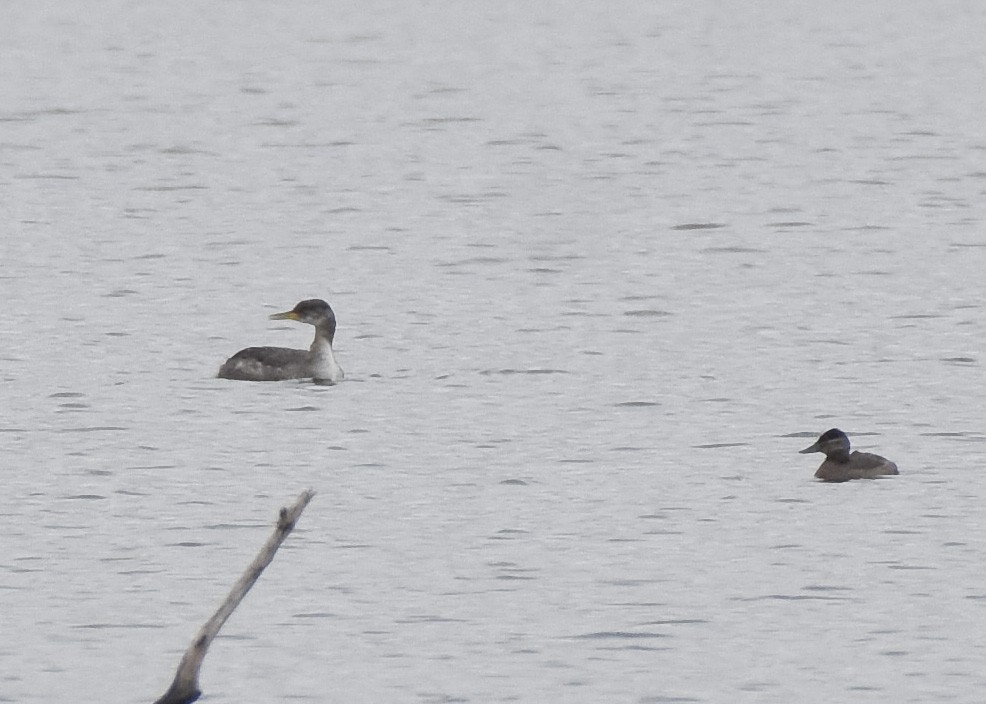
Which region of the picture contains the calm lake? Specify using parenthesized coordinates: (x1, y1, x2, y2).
(3, 2, 986, 702)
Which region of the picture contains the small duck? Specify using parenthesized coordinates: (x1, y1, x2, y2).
(799, 428, 898, 482)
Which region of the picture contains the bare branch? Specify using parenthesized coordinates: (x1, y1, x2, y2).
(151, 490, 315, 704)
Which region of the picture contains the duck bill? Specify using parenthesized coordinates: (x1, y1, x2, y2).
(269, 310, 300, 321)
(799, 441, 821, 454)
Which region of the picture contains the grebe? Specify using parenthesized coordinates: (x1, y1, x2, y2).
(218, 299, 344, 383)
(799, 428, 898, 482)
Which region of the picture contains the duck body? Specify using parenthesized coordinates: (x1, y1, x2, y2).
(800, 428, 898, 482)
(217, 299, 344, 383)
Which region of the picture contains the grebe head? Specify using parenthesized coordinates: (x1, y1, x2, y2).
(269, 299, 335, 326)
(799, 428, 851, 457)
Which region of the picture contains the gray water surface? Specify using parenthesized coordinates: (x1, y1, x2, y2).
(4, 2, 986, 703)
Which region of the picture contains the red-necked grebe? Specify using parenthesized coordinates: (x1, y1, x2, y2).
(218, 299, 344, 383)
(799, 428, 898, 482)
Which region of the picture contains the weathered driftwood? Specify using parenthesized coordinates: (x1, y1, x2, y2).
(151, 489, 315, 704)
